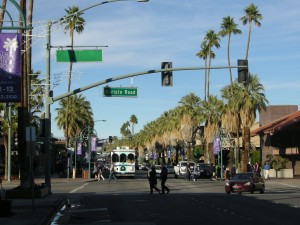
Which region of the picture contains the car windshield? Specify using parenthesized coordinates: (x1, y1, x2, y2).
(233, 173, 252, 180)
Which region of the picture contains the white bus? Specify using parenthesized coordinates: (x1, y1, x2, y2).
(111, 147, 136, 177)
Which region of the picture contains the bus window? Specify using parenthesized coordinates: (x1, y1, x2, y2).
(128, 153, 134, 163)
(112, 153, 119, 163)
(120, 153, 127, 162)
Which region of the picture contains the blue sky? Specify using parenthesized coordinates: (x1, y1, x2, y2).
(24, 0, 300, 140)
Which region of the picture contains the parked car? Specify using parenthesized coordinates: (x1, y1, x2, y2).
(225, 172, 265, 194)
(174, 161, 195, 178)
(193, 163, 212, 179)
(166, 165, 175, 174)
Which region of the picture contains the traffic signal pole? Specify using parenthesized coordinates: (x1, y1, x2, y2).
(51, 65, 247, 103)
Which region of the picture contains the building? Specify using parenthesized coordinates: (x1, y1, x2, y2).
(251, 105, 300, 175)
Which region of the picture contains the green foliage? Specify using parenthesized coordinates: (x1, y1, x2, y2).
(250, 150, 261, 165)
(266, 154, 288, 171)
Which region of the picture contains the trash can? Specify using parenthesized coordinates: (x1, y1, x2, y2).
(82, 170, 89, 179)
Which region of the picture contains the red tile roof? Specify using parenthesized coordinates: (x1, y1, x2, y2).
(251, 111, 300, 136)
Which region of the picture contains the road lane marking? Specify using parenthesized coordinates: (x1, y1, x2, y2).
(69, 183, 89, 193)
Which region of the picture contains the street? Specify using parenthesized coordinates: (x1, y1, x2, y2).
(49, 171, 300, 225)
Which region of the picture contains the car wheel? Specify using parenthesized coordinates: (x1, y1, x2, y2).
(226, 191, 230, 194)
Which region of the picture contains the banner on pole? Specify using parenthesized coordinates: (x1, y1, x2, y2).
(0, 33, 21, 102)
(91, 137, 96, 152)
(76, 141, 82, 155)
(213, 137, 220, 154)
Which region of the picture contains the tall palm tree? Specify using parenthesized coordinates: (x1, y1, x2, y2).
(240, 3, 262, 60)
(61, 6, 85, 148)
(55, 94, 93, 146)
(219, 16, 242, 93)
(129, 114, 138, 135)
(236, 74, 268, 172)
(196, 41, 212, 101)
(203, 30, 220, 98)
(200, 95, 224, 164)
(62, 6, 85, 92)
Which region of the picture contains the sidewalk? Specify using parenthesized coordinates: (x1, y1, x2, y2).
(0, 177, 91, 225)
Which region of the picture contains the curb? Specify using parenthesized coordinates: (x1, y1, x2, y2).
(37, 194, 67, 225)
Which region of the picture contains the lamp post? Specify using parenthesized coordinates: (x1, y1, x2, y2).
(80, 120, 106, 179)
(44, 0, 149, 189)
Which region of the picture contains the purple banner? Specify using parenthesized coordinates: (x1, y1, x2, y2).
(76, 141, 82, 155)
(91, 137, 96, 152)
(213, 137, 220, 154)
(0, 33, 21, 102)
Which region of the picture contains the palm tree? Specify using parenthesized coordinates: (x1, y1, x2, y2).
(196, 41, 212, 101)
(120, 121, 131, 138)
(219, 16, 242, 93)
(221, 83, 240, 169)
(240, 3, 262, 60)
(61, 6, 85, 148)
(29, 71, 45, 130)
(203, 30, 220, 97)
(200, 95, 224, 164)
(178, 93, 203, 161)
(129, 114, 138, 135)
(61, 6, 85, 92)
(55, 94, 93, 146)
(236, 74, 268, 172)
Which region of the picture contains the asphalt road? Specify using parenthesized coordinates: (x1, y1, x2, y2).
(50, 171, 300, 225)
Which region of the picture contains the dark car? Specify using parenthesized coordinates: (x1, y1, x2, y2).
(193, 163, 212, 179)
(225, 172, 265, 194)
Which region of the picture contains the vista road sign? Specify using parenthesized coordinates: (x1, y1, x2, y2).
(56, 49, 103, 62)
(103, 87, 137, 97)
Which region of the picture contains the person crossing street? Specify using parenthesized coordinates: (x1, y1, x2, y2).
(160, 164, 170, 194)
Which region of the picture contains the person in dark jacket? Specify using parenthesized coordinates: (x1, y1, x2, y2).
(160, 164, 170, 194)
(148, 166, 161, 194)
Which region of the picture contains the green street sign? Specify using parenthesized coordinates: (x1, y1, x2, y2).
(103, 87, 137, 97)
(56, 49, 103, 62)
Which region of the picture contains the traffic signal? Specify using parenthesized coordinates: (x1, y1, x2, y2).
(109, 136, 113, 143)
(237, 59, 248, 83)
(161, 62, 173, 86)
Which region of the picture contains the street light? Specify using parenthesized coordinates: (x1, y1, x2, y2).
(80, 120, 106, 179)
(44, 0, 149, 189)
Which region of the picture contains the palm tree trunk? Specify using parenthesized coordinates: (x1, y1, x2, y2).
(207, 48, 212, 98)
(245, 23, 252, 60)
(242, 126, 250, 172)
(227, 34, 233, 95)
(204, 58, 207, 101)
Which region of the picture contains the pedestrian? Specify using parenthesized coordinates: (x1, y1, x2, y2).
(263, 161, 270, 180)
(93, 162, 99, 179)
(185, 163, 191, 181)
(160, 164, 170, 194)
(98, 163, 105, 181)
(231, 165, 236, 177)
(147, 166, 161, 194)
(108, 163, 117, 182)
(254, 162, 260, 175)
